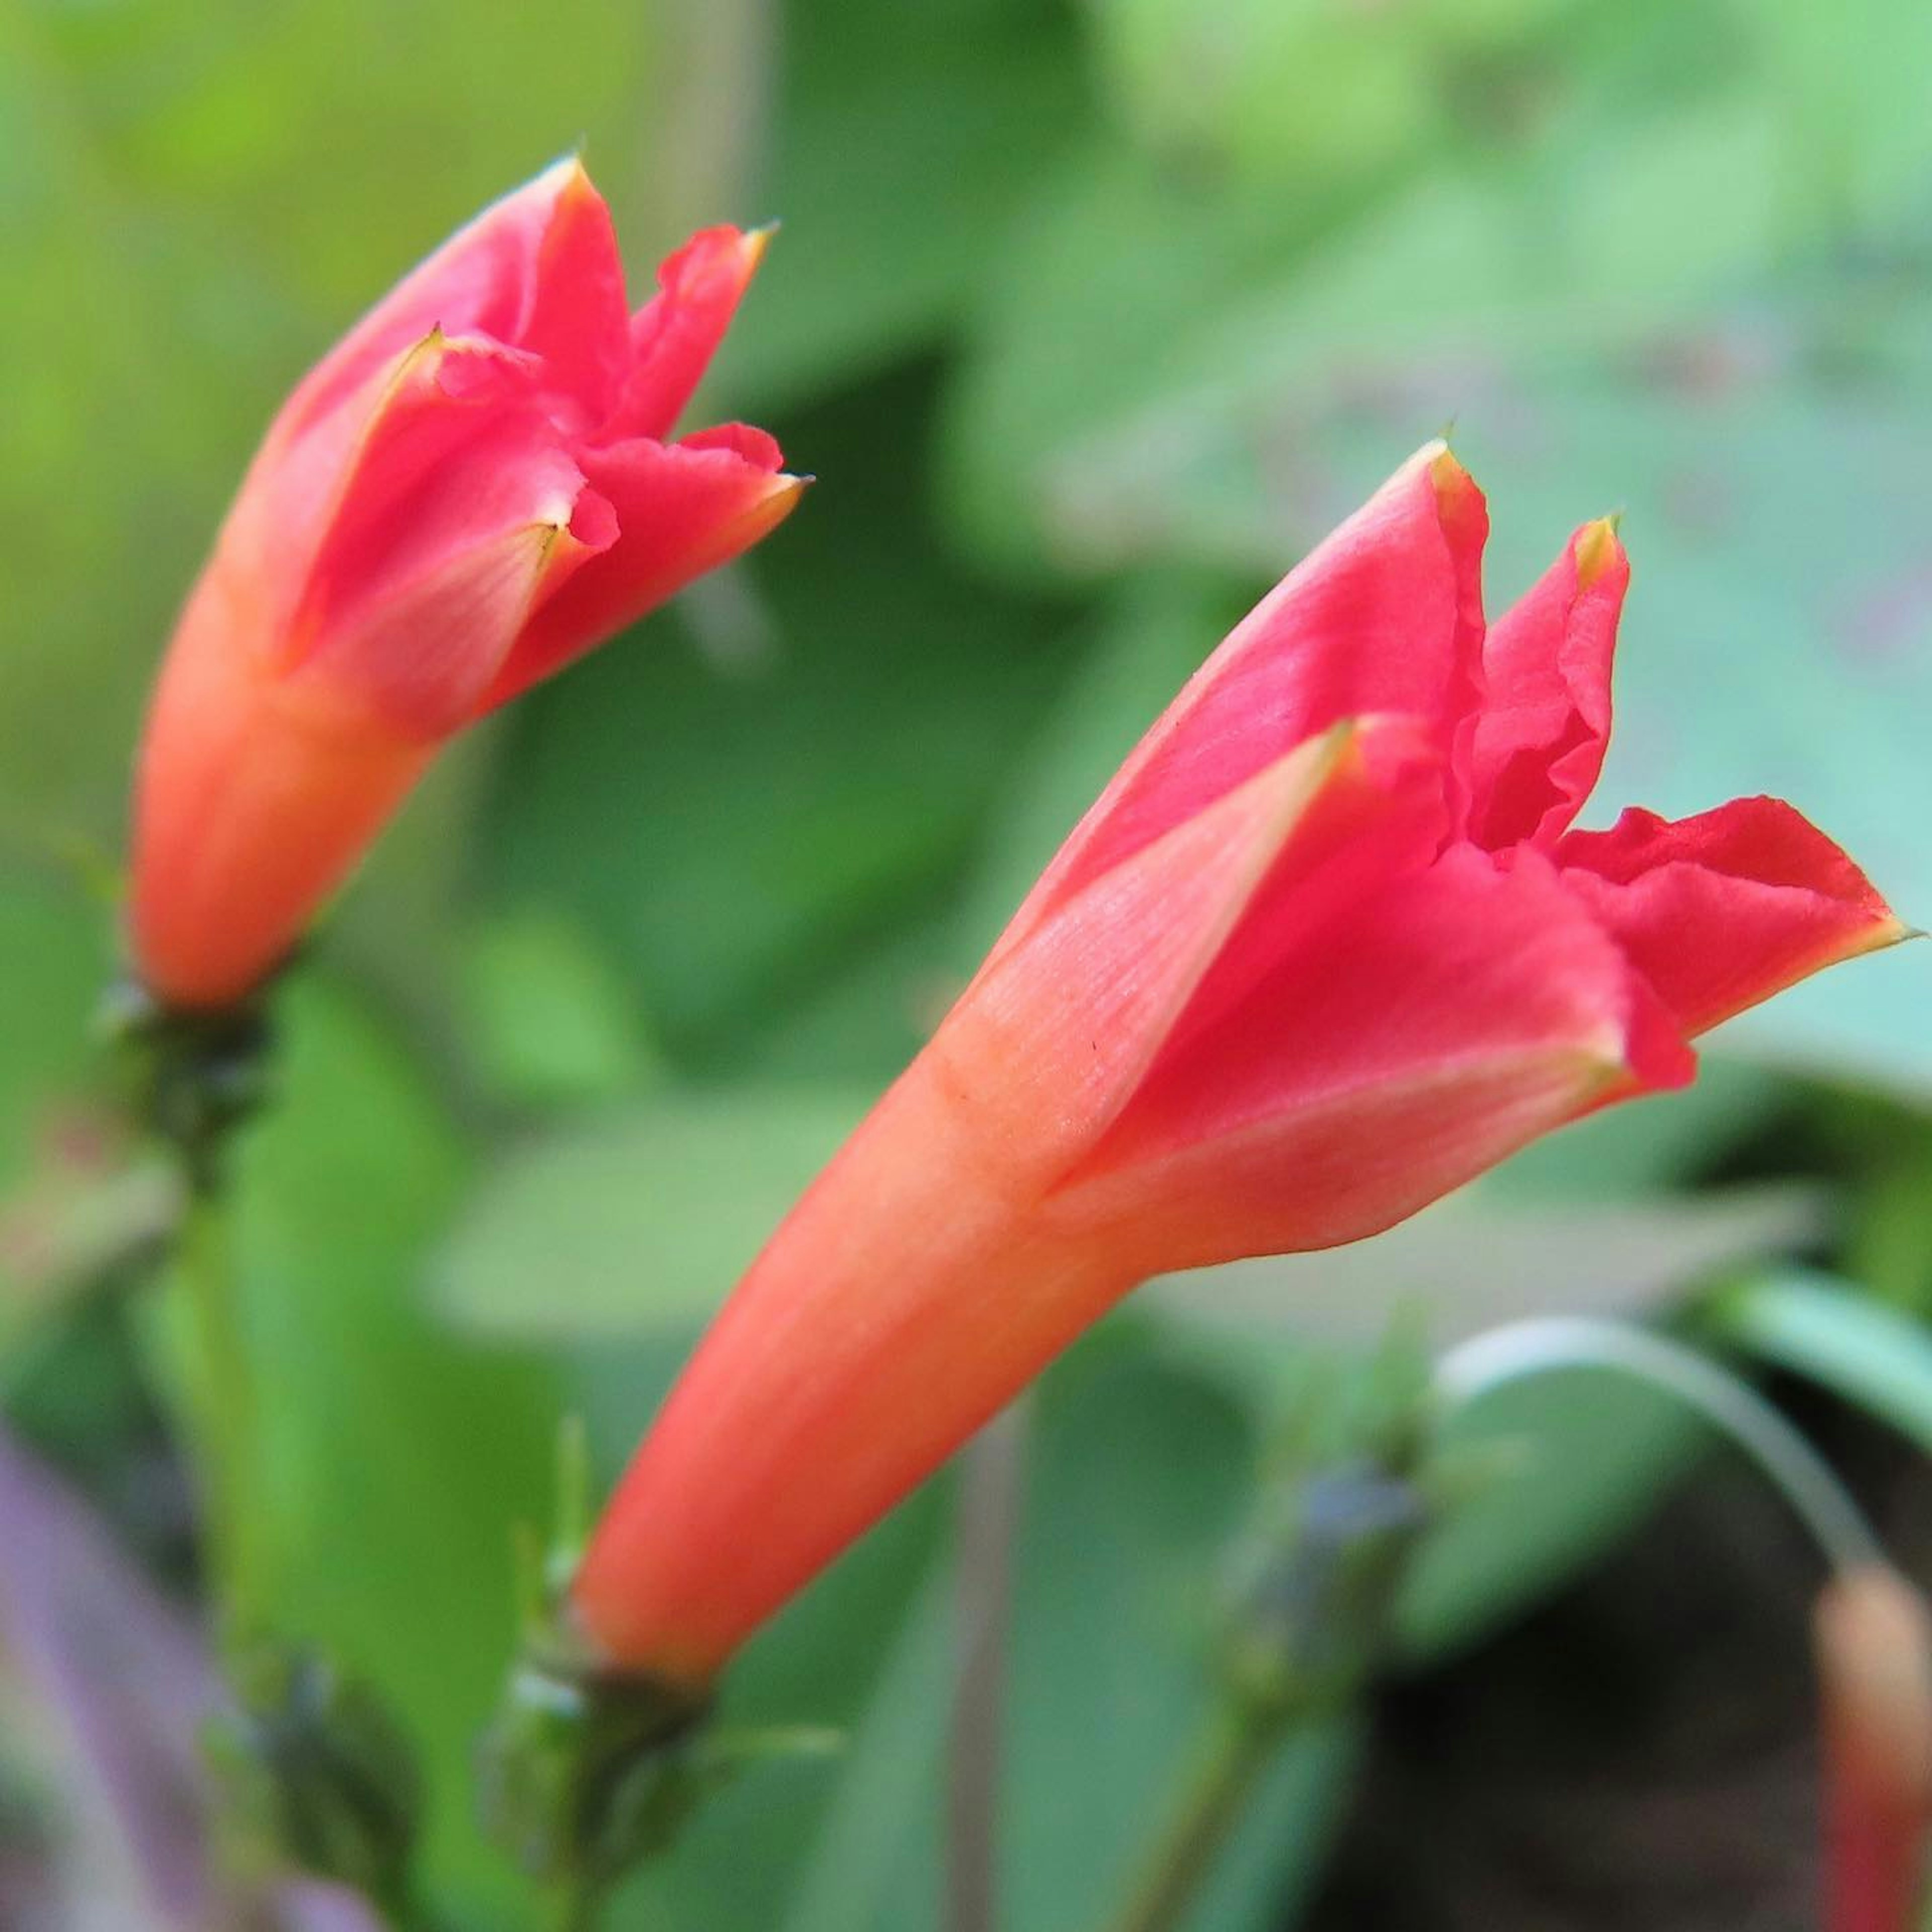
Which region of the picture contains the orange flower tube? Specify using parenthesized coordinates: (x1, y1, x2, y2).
(130, 160, 801, 1010)
(572, 445, 1901, 1688)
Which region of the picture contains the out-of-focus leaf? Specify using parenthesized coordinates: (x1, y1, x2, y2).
(1393, 1366, 1706, 1661)
(486, 363, 1085, 1072)
(770, 1556, 951, 1932)
(1083, 0, 1441, 187)
(947, 571, 1248, 965)
(1149, 1183, 1822, 1361)
(225, 981, 559, 1918)
(0, 875, 113, 1183)
(457, 906, 659, 1111)
(999, 1350, 1349, 1932)
(435, 1087, 870, 1339)
(723, 0, 1091, 408)
(1712, 1267, 1932, 1455)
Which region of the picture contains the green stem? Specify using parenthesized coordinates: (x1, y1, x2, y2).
(1107, 1702, 1286, 1932)
(171, 1177, 267, 1644)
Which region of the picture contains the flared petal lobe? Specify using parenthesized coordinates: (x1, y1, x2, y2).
(1557, 799, 1904, 1039)
(1467, 519, 1626, 851)
(482, 427, 800, 710)
(615, 225, 773, 441)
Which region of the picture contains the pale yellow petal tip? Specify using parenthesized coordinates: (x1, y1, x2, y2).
(1574, 516, 1627, 593)
(740, 222, 780, 271)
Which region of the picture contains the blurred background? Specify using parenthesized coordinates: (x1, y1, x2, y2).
(4, 0, 1932, 1925)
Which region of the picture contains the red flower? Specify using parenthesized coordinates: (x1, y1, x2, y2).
(130, 159, 800, 1009)
(571, 443, 1901, 1685)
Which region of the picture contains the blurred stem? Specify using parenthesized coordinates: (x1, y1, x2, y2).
(947, 1404, 1029, 1932)
(170, 1178, 266, 1644)
(1435, 1316, 1882, 1574)
(1107, 1702, 1285, 1932)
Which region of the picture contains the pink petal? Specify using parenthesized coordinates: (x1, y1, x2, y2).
(1000, 443, 1488, 952)
(516, 161, 632, 421)
(479, 428, 799, 711)
(936, 718, 1435, 1186)
(1557, 799, 1905, 1039)
(610, 226, 772, 442)
(277, 158, 604, 439)
(1060, 843, 1693, 1269)
(1467, 519, 1627, 852)
(219, 332, 538, 655)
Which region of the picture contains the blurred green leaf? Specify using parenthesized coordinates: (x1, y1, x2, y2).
(727, 0, 1092, 408)
(457, 906, 660, 1112)
(1394, 1365, 1705, 1660)
(486, 362, 1085, 1073)
(435, 1087, 870, 1340)
(1711, 1267, 1932, 1455)
(0, 874, 113, 1181)
(1148, 1183, 1823, 1368)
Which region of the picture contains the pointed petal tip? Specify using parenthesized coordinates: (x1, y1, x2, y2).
(1574, 516, 1627, 592)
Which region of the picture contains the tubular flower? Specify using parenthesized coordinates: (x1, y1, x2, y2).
(130, 159, 800, 1009)
(573, 443, 1902, 1686)
(1816, 1566, 1932, 1932)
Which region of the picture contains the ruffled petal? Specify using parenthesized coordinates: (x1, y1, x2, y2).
(1557, 799, 1905, 1039)
(1000, 443, 1488, 951)
(609, 225, 772, 442)
(1468, 519, 1626, 852)
(1060, 843, 1693, 1269)
(479, 427, 799, 711)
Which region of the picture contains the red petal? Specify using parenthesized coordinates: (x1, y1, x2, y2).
(518, 160, 631, 420)
(1467, 519, 1627, 852)
(937, 718, 1434, 1185)
(278, 159, 600, 441)
(610, 226, 771, 442)
(1061, 843, 1693, 1269)
(479, 429, 799, 710)
(1002, 444, 1488, 949)
(1557, 799, 1905, 1039)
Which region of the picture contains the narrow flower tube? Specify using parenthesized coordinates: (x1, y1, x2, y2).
(130, 160, 802, 1010)
(573, 444, 1902, 1686)
(1816, 1566, 1932, 1932)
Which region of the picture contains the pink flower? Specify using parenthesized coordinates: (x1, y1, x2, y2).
(570, 442, 1901, 1685)
(131, 159, 800, 1009)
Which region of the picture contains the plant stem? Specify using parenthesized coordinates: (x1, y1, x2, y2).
(1107, 1702, 1285, 1932)
(171, 1176, 267, 1644)
(947, 1404, 1029, 1932)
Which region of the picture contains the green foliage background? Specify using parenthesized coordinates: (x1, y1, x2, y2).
(3, 0, 1931, 1924)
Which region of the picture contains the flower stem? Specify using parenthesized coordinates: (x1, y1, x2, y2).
(170, 1176, 268, 1644)
(1107, 1702, 1285, 1932)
